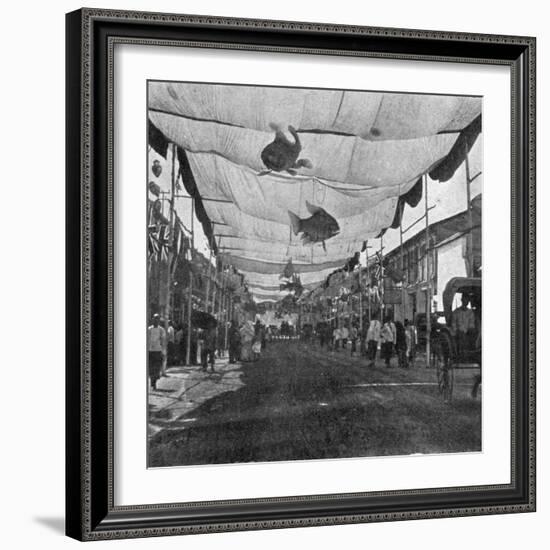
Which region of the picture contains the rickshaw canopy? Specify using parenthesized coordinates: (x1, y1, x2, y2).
(442, 277, 481, 325)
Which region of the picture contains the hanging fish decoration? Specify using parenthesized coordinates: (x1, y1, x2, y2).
(279, 258, 295, 280)
(279, 274, 303, 296)
(288, 201, 340, 252)
(259, 123, 313, 176)
(152, 159, 162, 177)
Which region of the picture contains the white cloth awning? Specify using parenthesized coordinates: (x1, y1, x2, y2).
(148, 82, 481, 302)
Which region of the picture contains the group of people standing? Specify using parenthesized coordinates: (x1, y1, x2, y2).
(147, 314, 270, 389)
(147, 315, 223, 387)
(316, 315, 418, 369)
(228, 319, 268, 363)
(365, 317, 418, 368)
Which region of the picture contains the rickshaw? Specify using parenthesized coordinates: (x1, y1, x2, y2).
(431, 277, 481, 401)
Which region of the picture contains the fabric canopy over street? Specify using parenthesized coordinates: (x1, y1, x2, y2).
(148, 82, 481, 301)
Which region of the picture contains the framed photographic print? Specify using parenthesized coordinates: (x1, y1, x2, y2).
(65, 8, 536, 541)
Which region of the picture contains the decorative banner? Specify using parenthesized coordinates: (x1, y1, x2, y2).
(374, 250, 385, 282)
(151, 159, 163, 177)
(148, 181, 161, 196)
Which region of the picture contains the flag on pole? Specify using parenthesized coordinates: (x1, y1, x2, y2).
(170, 220, 184, 274)
(374, 251, 385, 282)
(148, 226, 159, 262)
(157, 224, 170, 262)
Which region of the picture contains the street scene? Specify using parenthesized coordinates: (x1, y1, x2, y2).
(147, 82, 482, 467)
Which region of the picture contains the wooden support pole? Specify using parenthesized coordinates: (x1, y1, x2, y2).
(212, 277, 218, 317)
(217, 261, 226, 324)
(424, 174, 432, 368)
(205, 244, 213, 312)
(366, 248, 372, 323)
(400, 200, 406, 322)
(358, 266, 363, 334)
(380, 235, 385, 319)
(465, 146, 474, 277)
(224, 292, 229, 351)
(185, 197, 195, 366)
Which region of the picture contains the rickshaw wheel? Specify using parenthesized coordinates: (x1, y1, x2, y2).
(434, 333, 454, 402)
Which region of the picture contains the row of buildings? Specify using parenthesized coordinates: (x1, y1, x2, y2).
(367, 193, 481, 323)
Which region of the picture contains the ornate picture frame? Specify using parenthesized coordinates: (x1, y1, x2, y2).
(66, 8, 536, 541)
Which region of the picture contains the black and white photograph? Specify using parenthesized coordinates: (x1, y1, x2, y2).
(146, 82, 483, 468)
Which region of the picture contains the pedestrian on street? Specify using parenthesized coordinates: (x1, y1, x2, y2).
(252, 337, 262, 361)
(405, 319, 417, 366)
(366, 317, 381, 367)
(349, 324, 358, 356)
(228, 320, 241, 363)
(201, 325, 217, 373)
(380, 316, 395, 367)
(395, 320, 408, 368)
(340, 325, 349, 350)
(216, 323, 225, 359)
(147, 313, 166, 389)
(333, 326, 341, 351)
(240, 320, 255, 362)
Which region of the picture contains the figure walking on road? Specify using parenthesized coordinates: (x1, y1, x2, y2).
(201, 325, 217, 373)
(366, 317, 381, 367)
(405, 319, 417, 366)
(380, 316, 395, 367)
(228, 320, 241, 363)
(147, 313, 166, 389)
(395, 320, 408, 368)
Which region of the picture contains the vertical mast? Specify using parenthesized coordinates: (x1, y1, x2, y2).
(185, 196, 194, 366)
(424, 174, 431, 368)
(165, 143, 176, 326)
(366, 246, 371, 323)
(205, 244, 213, 312)
(380, 235, 385, 320)
(399, 200, 406, 321)
(465, 145, 474, 277)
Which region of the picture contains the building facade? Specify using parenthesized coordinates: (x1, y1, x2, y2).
(371, 194, 481, 323)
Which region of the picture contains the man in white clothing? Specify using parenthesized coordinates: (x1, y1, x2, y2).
(366, 318, 381, 367)
(148, 314, 166, 389)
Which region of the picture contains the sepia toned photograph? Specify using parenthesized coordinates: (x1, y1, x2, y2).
(146, 81, 482, 468)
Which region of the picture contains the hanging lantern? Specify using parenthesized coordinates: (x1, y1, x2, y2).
(148, 181, 161, 197)
(152, 159, 162, 177)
